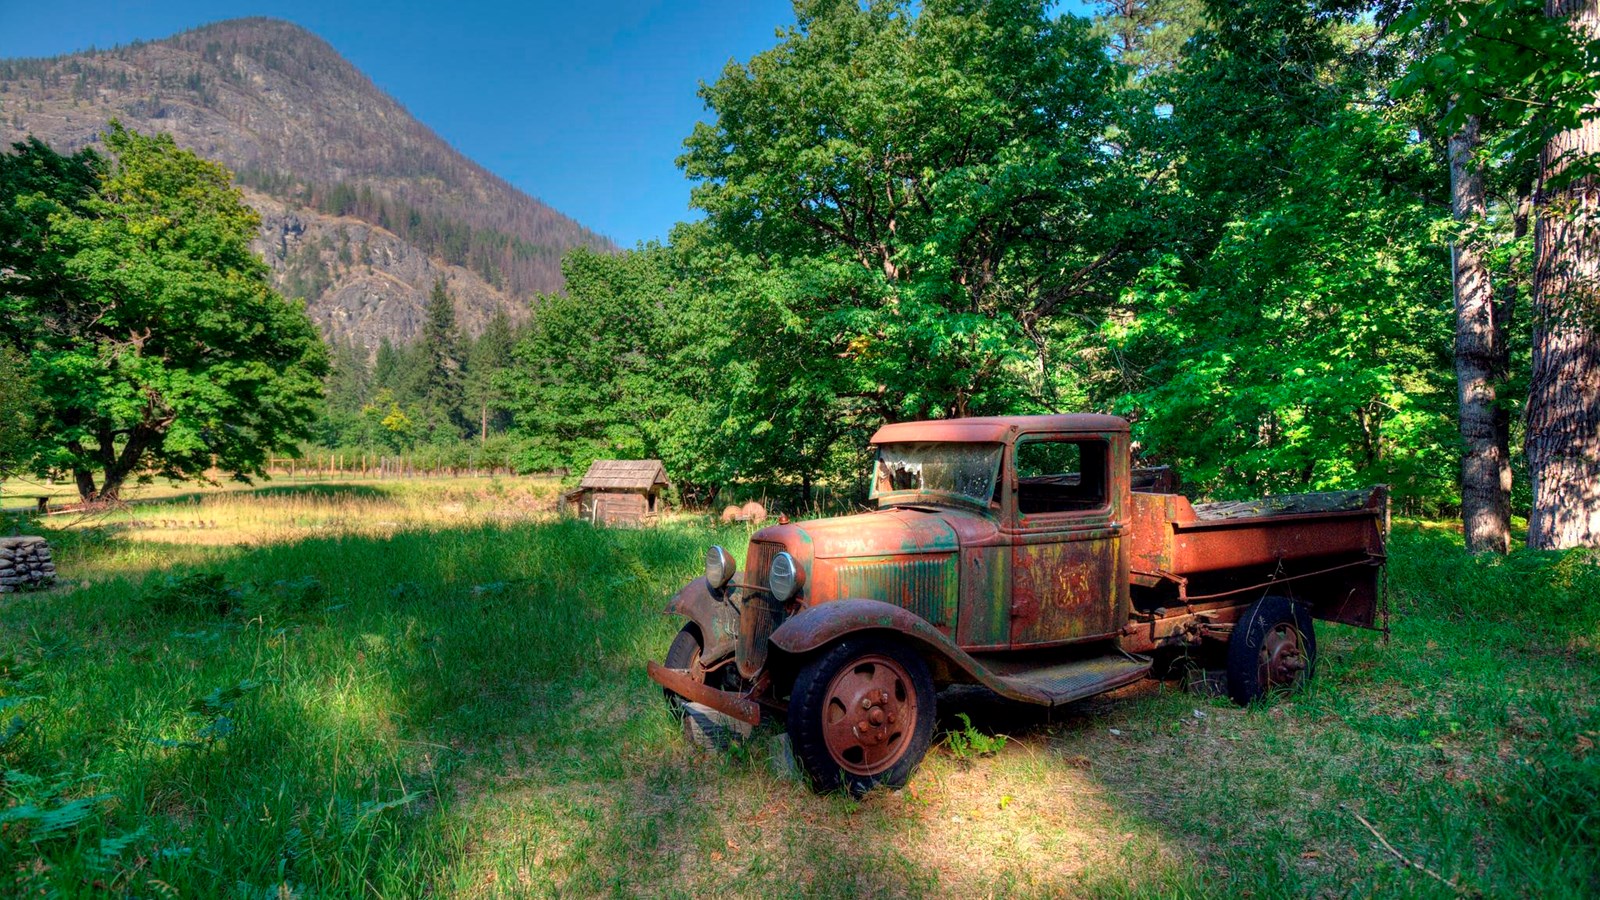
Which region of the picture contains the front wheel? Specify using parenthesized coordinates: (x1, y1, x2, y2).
(1226, 595, 1317, 705)
(661, 624, 704, 712)
(786, 636, 935, 796)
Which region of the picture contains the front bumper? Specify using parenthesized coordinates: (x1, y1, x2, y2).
(646, 661, 763, 726)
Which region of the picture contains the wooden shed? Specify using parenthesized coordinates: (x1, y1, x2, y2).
(563, 460, 670, 526)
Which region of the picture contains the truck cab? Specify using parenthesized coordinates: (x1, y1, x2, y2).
(648, 414, 1386, 796)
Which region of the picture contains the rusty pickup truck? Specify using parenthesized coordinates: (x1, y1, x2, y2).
(648, 414, 1387, 795)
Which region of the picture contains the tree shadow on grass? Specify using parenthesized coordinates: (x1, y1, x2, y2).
(15, 519, 1594, 896)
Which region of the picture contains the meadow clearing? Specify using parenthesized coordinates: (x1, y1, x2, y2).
(0, 477, 1596, 898)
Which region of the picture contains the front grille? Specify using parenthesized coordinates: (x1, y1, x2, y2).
(833, 555, 957, 626)
(744, 542, 779, 589)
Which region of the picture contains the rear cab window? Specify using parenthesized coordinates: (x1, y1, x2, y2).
(1015, 437, 1110, 517)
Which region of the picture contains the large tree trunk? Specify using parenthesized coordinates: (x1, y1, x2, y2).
(1450, 115, 1512, 553)
(1527, 0, 1600, 549)
(72, 467, 98, 503)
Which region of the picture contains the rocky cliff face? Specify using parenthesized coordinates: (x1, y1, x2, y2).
(0, 17, 612, 349)
(249, 191, 513, 347)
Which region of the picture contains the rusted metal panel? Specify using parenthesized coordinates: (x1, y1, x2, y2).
(1001, 429, 1132, 649)
(755, 508, 959, 564)
(1307, 562, 1380, 628)
(1171, 517, 1378, 574)
(1128, 491, 1187, 575)
(771, 598, 958, 656)
(1130, 485, 1387, 579)
(956, 545, 1010, 649)
(665, 576, 739, 661)
(1009, 527, 1123, 646)
(871, 414, 1130, 445)
(995, 655, 1150, 706)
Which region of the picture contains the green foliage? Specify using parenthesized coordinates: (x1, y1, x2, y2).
(504, 0, 1153, 504)
(1108, 0, 1458, 506)
(502, 0, 1477, 509)
(315, 296, 523, 456)
(682, 0, 1136, 423)
(505, 245, 688, 477)
(407, 280, 469, 441)
(464, 309, 516, 437)
(1094, 0, 1206, 79)
(944, 712, 1008, 761)
(0, 123, 328, 501)
(0, 348, 33, 478)
(142, 571, 329, 619)
(1393, 0, 1600, 185)
(143, 571, 244, 617)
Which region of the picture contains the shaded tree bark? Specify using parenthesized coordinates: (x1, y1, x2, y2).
(1450, 115, 1512, 553)
(1528, 0, 1600, 549)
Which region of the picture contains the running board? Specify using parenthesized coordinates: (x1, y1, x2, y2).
(996, 656, 1151, 706)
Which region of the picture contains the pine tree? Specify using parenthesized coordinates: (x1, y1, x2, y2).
(414, 279, 467, 441)
(465, 309, 516, 442)
(373, 337, 402, 392)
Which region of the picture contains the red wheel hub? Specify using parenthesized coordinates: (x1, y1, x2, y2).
(1257, 622, 1307, 689)
(820, 654, 917, 775)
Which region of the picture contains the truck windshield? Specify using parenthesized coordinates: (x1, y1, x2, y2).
(872, 442, 1003, 508)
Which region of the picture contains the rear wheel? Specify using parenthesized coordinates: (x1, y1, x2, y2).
(1226, 595, 1316, 704)
(786, 636, 935, 796)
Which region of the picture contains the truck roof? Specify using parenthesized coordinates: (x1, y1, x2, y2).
(870, 414, 1130, 445)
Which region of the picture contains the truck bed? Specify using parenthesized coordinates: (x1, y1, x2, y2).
(1127, 485, 1387, 627)
(1129, 485, 1387, 575)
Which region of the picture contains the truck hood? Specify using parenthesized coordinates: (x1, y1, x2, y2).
(752, 505, 995, 560)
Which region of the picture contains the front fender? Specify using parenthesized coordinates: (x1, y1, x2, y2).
(769, 598, 1037, 702)
(771, 598, 955, 657)
(665, 576, 738, 661)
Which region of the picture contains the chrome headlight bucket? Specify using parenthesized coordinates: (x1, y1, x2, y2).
(705, 545, 737, 589)
(768, 551, 804, 602)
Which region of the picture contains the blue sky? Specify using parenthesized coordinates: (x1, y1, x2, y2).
(0, 0, 1094, 246)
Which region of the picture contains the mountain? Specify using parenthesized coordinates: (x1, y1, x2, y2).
(0, 17, 613, 349)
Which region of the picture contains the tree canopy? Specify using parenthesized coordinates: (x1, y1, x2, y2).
(0, 124, 327, 500)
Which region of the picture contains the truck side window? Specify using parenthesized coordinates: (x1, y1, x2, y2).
(1016, 439, 1108, 515)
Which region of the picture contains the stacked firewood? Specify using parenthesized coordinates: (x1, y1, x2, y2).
(0, 537, 55, 593)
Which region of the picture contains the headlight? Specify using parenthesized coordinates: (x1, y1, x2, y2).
(705, 545, 736, 589)
(768, 551, 804, 602)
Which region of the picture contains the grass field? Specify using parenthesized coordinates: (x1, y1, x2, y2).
(1, 479, 1597, 897)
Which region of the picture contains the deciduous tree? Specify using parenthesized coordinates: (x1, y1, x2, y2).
(0, 124, 326, 501)
(1528, 0, 1600, 548)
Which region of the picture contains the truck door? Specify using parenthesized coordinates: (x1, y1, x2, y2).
(1008, 435, 1127, 647)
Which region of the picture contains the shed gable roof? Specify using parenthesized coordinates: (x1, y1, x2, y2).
(578, 459, 669, 491)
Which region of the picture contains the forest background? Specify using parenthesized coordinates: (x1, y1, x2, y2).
(6, 0, 1600, 551)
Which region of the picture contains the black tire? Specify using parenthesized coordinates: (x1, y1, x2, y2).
(1226, 595, 1317, 705)
(786, 636, 936, 797)
(662, 624, 703, 712)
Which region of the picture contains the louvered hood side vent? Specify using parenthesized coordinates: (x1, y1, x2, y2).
(831, 555, 958, 627)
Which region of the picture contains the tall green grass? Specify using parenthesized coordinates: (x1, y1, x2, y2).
(1, 487, 1597, 897)
(1, 503, 735, 896)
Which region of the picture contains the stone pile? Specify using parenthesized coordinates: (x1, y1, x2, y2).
(0, 537, 55, 593)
